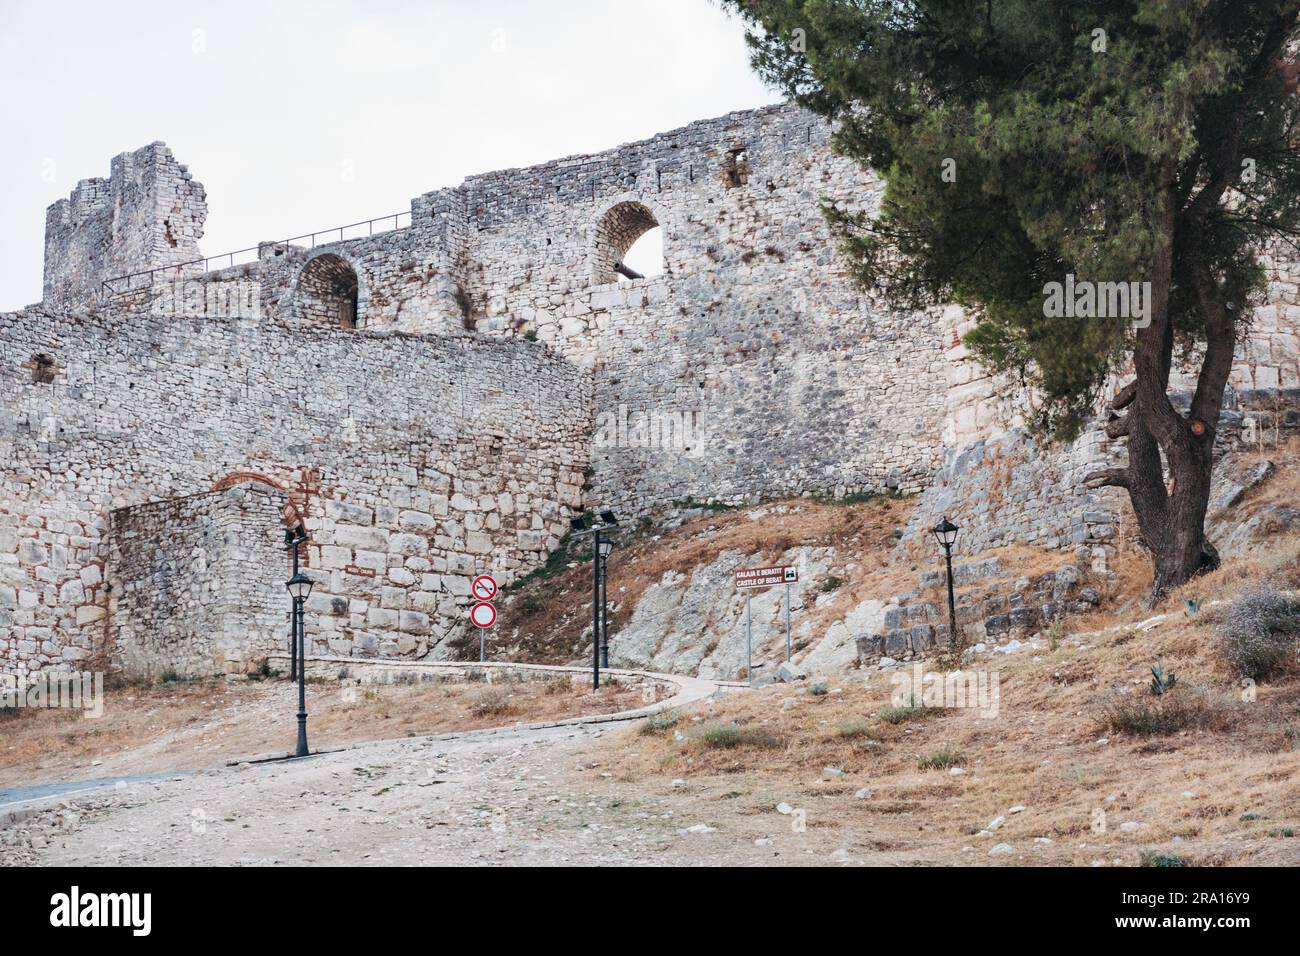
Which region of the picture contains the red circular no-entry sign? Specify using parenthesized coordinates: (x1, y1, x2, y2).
(471, 574, 498, 601)
(470, 601, 497, 628)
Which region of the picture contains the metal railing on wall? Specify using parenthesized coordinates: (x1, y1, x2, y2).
(98, 210, 411, 299)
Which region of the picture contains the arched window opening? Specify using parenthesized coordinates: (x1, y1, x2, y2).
(295, 253, 360, 329)
(620, 227, 663, 283)
(594, 201, 663, 284)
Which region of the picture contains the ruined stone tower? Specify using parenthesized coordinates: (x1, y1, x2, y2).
(42, 143, 207, 308)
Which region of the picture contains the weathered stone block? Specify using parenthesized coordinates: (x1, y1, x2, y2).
(334, 525, 390, 551)
(855, 634, 882, 661)
(984, 614, 1011, 636)
(399, 510, 437, 532)
(366, 607, 399, 629)
(909, 624, 934, 653)
(1009, 606, 1040, 631)
(399, 610, 431, 635)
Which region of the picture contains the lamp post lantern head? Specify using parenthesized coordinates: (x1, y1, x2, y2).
(598, 539, 614, 558)
(932, 516, 959, 550)
(286, 570, 315, 601)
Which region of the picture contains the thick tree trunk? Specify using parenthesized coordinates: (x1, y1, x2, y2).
(1085, 174, 1229, 603)
(1124, 415, 1215, 600)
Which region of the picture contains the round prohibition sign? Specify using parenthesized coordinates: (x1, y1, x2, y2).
(471, 574, 498, 601)
(470, 601, 497, 628)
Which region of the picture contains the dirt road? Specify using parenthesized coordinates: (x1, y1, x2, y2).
(1, 718, 844, 866)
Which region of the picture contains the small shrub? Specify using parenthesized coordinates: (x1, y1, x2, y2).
(1097, 686, 1235, 737)
(1138, 849, 1187, 868)
(246, 660, 281, 682)
(820, 575, 844, 593)
(1218, 586, 1300, 682)
(1268, 827, 1294, 838)
(808, 682, 829, 696)
(471, 688, 514, 716)
(694, 722, 782, 749)
(1274, 721, 1300, 751)
(836, 717, 873, 739)
(640, 710, 680, 735)
(1045, 622, 1065, 652)
(506, 539, 573, 591)
(917, 746, 964, 771)
(879, 702, 926, 724)
(0, 702, 31, 723)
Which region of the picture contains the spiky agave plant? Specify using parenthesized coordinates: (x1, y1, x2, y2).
(1150, 658, 1178, 697)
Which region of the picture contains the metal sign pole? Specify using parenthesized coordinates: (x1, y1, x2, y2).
(599, 552, 609, 669)
(480, 626, 485, 662)
(785, 582, 792, 662)
(745, 595, 752, 686)
(592, 531, 602, 690)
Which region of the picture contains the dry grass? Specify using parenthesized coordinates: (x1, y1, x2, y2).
(590, 537, 1300, 864)
(1095, 686, 1239, 737)
(1223, 436, 1300, 514)
(0, 675, 654, 788)
(495, 495, 920, 662)
(495, 492, 1115, 672)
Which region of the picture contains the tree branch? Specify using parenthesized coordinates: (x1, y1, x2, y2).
(1084, 467, 1130, 490)
(1110, 380, 1137, 411)
(1133, 169, 1185, 449)
(1188, 262, 1237, 430)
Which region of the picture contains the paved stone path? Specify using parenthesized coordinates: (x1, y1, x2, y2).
(0, 770, 192, 808)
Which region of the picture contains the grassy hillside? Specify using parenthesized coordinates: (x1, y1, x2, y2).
(590, 531, 1300, 865)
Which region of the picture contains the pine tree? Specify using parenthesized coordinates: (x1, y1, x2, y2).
(726, 0, 1300, 596)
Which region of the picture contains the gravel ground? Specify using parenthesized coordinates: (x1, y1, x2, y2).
(0, 719, 844, 867)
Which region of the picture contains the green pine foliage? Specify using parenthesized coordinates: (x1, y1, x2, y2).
(725, 0, 1300, 439)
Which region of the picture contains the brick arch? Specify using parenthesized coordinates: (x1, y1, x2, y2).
(210, 471, 304, 529)
(211, 470, 284, 492)
(591, 198, 667, 285)
(292, 250, 367, 329)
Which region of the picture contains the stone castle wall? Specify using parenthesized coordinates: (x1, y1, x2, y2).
(81, 104, 951, 516)
(9, 101, 1300, 677)
(108, 484, 289, 678)
(0, 306, 590, 677)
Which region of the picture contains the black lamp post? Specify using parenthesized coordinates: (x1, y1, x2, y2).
(932, 516, 960, 653)
(284, 525, 308, 681)
(285, 569, 315, 758)
(598, 535, 614, 669)
(570, 509, 620, 689)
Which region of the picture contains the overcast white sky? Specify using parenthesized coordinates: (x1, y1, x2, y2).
(0, 0, 776, 309)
